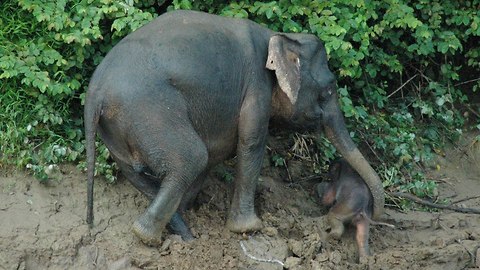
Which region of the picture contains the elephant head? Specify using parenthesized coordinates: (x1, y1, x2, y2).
(266, 33, 385, 219)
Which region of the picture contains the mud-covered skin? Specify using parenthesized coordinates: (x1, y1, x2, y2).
(84, 10, 384, 245)
(317, 159, 375, 259)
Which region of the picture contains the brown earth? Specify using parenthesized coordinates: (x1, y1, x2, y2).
(1, 133, 479, 270)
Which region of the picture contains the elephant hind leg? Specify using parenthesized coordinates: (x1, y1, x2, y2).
(178, 171, 208, 212)
(114, 156, 160, 199)
(167, 212, 195, 241)
(99, 84, 209, 245)
(130, 130, 209, 246)
(114, 156, 194, 241)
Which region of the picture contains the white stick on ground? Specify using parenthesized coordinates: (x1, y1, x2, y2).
(239, 240, 285, 267)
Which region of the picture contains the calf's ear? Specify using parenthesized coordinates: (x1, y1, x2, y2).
(266, 34, 301, 105)
(328, 161, 342, 181)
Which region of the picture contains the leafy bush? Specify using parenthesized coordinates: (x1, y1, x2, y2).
(0, 0, 155, 180)
(1, 0, 478, 200)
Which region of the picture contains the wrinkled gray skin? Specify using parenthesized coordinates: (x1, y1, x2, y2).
(84, 10, 384, 245)
(317, 159, 388, 259)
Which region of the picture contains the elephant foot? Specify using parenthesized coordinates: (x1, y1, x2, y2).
(226, 212, 263, 233)
(132, 214, 163, 246)
(358, 251, 372, 264)
(328, 227, 344, 240)
(167, 212, 195, 241)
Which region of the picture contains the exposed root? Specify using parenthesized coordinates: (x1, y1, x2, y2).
(455, 239, 476, 268)
(389, 192, 480, 215)
(450, 195, 480, 205)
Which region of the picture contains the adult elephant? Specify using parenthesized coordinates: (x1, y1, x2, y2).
(84, 10, 384, 245)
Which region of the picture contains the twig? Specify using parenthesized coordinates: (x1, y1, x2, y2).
(389, 192, 480, 214)
(435, 177, 455, 187)
(239, 240, 284, 267)
(358, 130, 383, 164)
(283, 159, 292, 183)
(291, 153, 311, 160)
(464, 105, 480, 119)
(455, 239, 476, 268)
(0, 202, 15, 211)
(32, 141, 45, 151)
(206, 194, 216, 208)
(450, 195, 480, 205)
(454, 77, 480, 87)
(93, 246, 99, 267)
(387, 74, 418, 99)
(385, 193, 404, 212)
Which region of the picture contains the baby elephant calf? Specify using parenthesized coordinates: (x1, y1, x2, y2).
(317, 159, 393, 259)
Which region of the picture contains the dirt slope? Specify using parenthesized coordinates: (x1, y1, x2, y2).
(1, 133, 479, 270)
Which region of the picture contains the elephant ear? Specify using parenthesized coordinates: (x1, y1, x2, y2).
(266, 34, 301, 105)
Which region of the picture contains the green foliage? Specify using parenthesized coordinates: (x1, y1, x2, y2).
(0, 0, 155, 180)
(1, 0, 479, 204)
(271, 154, 286, 167)
(212, 164, 235, 183)
(222, 171, 235, 183)
(292, 133, 337, 174)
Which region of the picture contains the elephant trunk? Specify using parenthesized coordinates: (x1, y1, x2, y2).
(322, 95, 385, 219)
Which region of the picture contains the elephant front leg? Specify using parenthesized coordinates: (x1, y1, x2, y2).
(354, 218, 371, 259)
(226, 98, 268, 233)
(226, 143, 264, 232)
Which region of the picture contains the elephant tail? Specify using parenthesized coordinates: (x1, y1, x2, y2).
(84, 89, 102, 227)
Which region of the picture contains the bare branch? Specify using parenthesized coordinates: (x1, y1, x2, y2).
(387, 74, 418, 99)
(389, 192, 480, 214)
(450, 195, 480, 205)
(454, 77, 480, 87)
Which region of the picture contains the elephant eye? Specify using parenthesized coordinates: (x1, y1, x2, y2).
(324, 84, 336, 98)
(318, 86, 333, 102)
